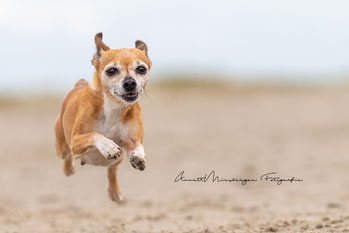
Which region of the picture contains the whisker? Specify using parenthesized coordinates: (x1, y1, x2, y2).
(143, 89, 152, 102)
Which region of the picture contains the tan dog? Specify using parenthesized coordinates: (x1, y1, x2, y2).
(54, 33, 151, 202)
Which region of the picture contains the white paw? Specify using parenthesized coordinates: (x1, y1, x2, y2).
(129, 145, 146, 171)
(95, 137, 122, 160)
(109, 189, 124, 203)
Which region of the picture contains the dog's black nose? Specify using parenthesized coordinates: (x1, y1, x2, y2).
(123, 78, 137, 92)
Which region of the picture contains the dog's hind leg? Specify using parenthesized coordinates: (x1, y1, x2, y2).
(107, 161, 123, 203)
(62, 154, 75, 176)
(54, 116, 75, 176)
(58, 144, 75, 176)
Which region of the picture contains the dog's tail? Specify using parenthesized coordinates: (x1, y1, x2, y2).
(74, 79, 89, 88)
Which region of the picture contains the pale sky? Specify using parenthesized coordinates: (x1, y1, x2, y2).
(1, 0, 349, 92)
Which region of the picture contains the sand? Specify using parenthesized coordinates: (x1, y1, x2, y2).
(1, 83, 349, 232)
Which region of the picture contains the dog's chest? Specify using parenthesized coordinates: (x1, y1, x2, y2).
(97, 103, 129, 142)
(78, 113, 128, 167)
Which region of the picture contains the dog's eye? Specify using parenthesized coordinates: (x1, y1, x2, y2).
(106, 67, 118, 76)
(136, 66, 147, 74)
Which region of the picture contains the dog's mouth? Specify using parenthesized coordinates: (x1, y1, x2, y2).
(122, 92, 139, 102)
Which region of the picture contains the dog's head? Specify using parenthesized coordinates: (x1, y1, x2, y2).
(91, 32, 151, 104)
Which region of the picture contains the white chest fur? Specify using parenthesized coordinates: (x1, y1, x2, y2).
(98, 95, 130, 142)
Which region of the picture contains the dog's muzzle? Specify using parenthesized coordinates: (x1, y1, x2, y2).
(122, 77, 138, 102)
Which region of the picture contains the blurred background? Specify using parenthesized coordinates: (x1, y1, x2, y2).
(2, 0, 349, 94)
(2, 1, 349, 232)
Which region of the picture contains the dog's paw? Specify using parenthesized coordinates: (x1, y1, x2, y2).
(63, 166, 75, 176)
(96, 138, 122, 160)
(63, 159, 75, 176)
(129, 146, 146, 171)
(108, 189, 124, 203)
(130, 153, 146, 171)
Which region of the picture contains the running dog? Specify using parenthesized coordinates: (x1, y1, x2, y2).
(54, 32, 151, 202)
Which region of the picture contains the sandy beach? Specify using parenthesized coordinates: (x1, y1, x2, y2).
(1, 83, 349, 232)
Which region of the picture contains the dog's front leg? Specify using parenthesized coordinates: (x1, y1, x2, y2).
(129, 145, 146, 171)
(124, 142, 146, 171)
(70, 132, 122, 160)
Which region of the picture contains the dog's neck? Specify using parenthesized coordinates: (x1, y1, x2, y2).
(102, 92, 136, 125)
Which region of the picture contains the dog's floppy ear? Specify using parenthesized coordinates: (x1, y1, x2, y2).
(135, 40, 148, 57)
(91, 32, 110, 66)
